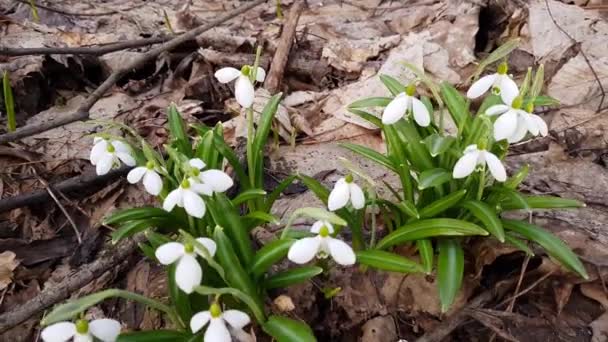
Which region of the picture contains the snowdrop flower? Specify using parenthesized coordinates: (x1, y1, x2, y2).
(452, 145, 507, 182)
(90, 137, 136, 176)
(163, 178, 211, 218)
(486, 96, 548, 143)
(382, 84, 431, 126)
(188, 158, 234, 193)
(328, 175, 365, 211)
(467, 62, 518, 104)
(155, 238, 217, 294)
(287, 221, 356, 266)
(41, 319, 121, 342)
(127, 161, 163, 196)
(191, 303, 251, 342)
(214, 65, 266, 108)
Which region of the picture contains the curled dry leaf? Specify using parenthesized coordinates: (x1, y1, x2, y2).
(273, 294, 295, 312)
(0, 251, 19, 291)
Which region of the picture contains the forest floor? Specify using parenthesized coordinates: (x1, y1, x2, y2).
(1, 0, 608, 341)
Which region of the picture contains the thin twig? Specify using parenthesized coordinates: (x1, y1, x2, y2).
(0, 0, 268, 144)
(15, 0, 135, 16)
(545, 0, 606, 112)
(0, 36, 170, 56)
(496, 270, 556, 308)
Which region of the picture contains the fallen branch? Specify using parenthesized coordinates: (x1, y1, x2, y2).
(0, 166, 130, 213)
(264, 1, 305, 93)
(0, 0, 268, 144)
(0, 37, 170, 57)
(0, 233, 146, 333)
(14, 0, 133, 17)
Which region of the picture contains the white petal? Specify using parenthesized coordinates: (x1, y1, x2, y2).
(467, 74, 497, 99)
(288, 237, 322, 264)
(255, 67, 266, 82)
(195, 237, 217, 257)
(215, 67, 241, 83)
(411, 97, 431, 127)
(493, 110, 519, 141)
(486, 104, 510, 116)
(327, 179, 350, 211)
(41, 322, 76, 342)
(127, 167, 147, 184)
(205, 318, 231, 342)
(155, 242, 185, 265)
(189, 158, 206, 170)
(93, 137, 103, 144)
(111, 141, 131, 154)
(199, 170, 234, 193)
(327, 238, 356, 266)
(310, 220, 333, 234)
(452, 151, 479, 179)
(382, 94, 408, 125)
(190, 181, 213, 196)
(163, 189, 183, 212)
(89, 319, 121, 342)
(507, 116, 529, 143)
(175, 254, 202, 294)
(74, 334, 93, 342)
(483, 151, 507, 182)
(143, 171, 163, 196)
(235, 75, 255, 108)
(532, 114, 548, 136)
(96, 154, 114, 176)
(90, 140, 108, 165)
(183, 190, 206, 218)
(222, 310, 250, 329)
(499, 76, 519, 106)
(116, 152, 136, 167)
(349, 183, 365, 209)
(190, 311, 211, 333)
(523, 112, 539, 136)
(464, 144, 479, 154)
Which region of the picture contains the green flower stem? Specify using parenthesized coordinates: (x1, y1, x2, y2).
(477, 167, 486, 201)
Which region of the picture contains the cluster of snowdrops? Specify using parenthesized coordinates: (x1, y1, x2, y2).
(40, 45, 587, 342)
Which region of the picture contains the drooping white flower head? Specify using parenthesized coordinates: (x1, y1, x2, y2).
(188, 158, 234, 193)
(328, 175, 365, 211)
(191, 303, 250, 342)
(127, 160, 163, 196)
(90, 138, 136, 176)
(467, 62, 518, 103)
(214, 66, 266, 108)
(486, 96, 548, 143)
(155, 238, 217, 294)
(382, 84, 431, 127)
(163, 178, 212, 218)
(287, 221, 356, 266)
(41, 319, 121, 342)
(452, 144, 507, 182)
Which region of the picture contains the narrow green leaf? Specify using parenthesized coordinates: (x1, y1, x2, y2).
(422, 134, 456, 157)
(2, 71, 16, 132)
(104, 207, 170, 225)
(264, 175, 297, 212)
(396, 200, 419, 218)
(502, 219, 588, 279)
(401, 62, 443, 107)
(252, 93, 283, 161)
(504, 232, 534, 256)
(356, 250, 424, 273)
(376, 218, 488, 249)
(347, 108, 382, 128)
(167, 103, 192, 155)
(250, 239, 295, 278)
(213, 134, 250, 189)
(297, 174, 330, 203)
(207, 194, 255, 264)
(117, 330, 192, 342)
(419, 168, 452, 190)
(111, 218, 168, 243)
(244, 211, 279, 225)
(470, 38, 520, 81)
(232, 189, 267, 206)
(493, 188, 529, 212)
(195, 285, 265, 323)
(532, 95, 559, 107)
(461, 200, 505, 242)
(417, 239, 434, 274)
(530, 64, 545, 99)
(504, 165, 529, 189)
(438, 239, 464, 312)
(502, 195, 585, 210)
(418, 189, 467, 218)
(264, 266, 323, 289)
(262, 315, 317, 342)
(348, 97, 392, 108)
(379, 74, 405, 96)
(340, 143, 396, 172)
(440, 82, 468, 133)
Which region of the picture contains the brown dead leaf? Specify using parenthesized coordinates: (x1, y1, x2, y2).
(0, 251, 19, 290)
(553, 280, 574, 315)
(361, 315, 397, 342)
(273, 294, 295, 312)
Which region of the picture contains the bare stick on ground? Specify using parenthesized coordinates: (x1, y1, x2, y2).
(0, 233, 146, 333)
(0, 0, 268, 145)
(264, 1, 306, 94)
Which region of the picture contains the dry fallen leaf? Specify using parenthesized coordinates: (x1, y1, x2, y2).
(0, 251, 20, 291)
(273, 294, 296, 312)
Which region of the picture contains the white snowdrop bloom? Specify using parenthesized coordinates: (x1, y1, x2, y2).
(486, 96, 549, 143)
(214, 65, 266, 108)
(328, 175, 365, 211)
(188, 158, 234, 193)
(163, 178, 212, 218)
(127, 161, 163, 196)
(41, 319, 121, 342)
(90, 138, 136, 176)
(155, 238, 217, 294)
(382, 84, 431, 127)
(467, 62, 519, 105)
(287, 221, 356, 266)
(452, 144, 507, 182)
(191, 303, 251, 342)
